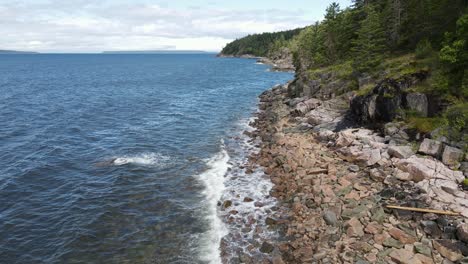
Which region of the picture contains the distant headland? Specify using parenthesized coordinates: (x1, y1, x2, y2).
(101, 50, 213, 54)
(0, 50, 39, 54)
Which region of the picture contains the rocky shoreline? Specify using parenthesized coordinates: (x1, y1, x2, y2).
(217, 52, 295, 72)
(220, 81, 468, 263)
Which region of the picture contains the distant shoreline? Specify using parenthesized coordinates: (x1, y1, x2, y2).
(0, 50, 39, 54)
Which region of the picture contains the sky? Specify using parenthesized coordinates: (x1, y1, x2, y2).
(0, 0, 352, 53)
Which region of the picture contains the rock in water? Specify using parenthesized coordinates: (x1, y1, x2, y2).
(259, 242, 274, 253)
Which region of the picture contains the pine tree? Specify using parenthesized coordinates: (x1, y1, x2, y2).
(352, 5, 387, 73)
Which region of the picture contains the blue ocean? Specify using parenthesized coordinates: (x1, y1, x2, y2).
(0, 54, 292, 263)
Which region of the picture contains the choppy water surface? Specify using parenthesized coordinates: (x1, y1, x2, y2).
(0, 54, 292, 263)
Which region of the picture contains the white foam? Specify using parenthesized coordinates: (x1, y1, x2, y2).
(197, 143, 230, 264)
(112, 153, 171, 167)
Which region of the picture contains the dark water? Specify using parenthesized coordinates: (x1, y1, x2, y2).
(0, 54, 292, 263)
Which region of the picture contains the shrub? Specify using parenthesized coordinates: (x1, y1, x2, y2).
(445, 103, 468, 132)
(415, 39, 433, 59)
(407, 117, 447, 133)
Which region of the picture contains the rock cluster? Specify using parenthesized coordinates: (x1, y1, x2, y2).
(231, 84, 468, 264)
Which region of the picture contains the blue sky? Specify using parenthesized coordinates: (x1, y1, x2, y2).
(0, 0, 352, 52)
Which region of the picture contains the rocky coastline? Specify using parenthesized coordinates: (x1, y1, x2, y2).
(220, 78, 468, 263)
(217, 51, 295, 72)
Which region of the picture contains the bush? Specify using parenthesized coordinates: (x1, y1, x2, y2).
(445, 103, 468, 132)
(415, 39, 434, 59)
(407, 117, 447, 133)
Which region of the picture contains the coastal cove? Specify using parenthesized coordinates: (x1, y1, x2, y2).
(0, 54, 293, 263)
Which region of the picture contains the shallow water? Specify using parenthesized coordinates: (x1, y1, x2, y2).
(0, 54, 292, 263)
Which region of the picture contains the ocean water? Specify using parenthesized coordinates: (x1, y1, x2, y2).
(0, 54, 292, 263)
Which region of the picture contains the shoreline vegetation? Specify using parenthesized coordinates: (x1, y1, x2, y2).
(218, 1, 467, 263)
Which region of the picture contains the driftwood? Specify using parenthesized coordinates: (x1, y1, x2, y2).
(386, 205, 460, 216)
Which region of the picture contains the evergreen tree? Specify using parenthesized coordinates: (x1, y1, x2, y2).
(351, 5, 387, 73)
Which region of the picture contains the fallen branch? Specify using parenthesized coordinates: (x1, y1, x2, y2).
(386, 205, 460, 216)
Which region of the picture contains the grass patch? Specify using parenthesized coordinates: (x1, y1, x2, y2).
(377, 53, 433, 79)
(307, 60, 354, 81)
(356, 84, 374, 96)
(407, 116, 447, 133)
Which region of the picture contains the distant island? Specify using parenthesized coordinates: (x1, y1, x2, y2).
(101, 50, 213, 54)
(0, 50, 38, 54)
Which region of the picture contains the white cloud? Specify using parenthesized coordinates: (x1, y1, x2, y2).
(0, 1, 313, 52)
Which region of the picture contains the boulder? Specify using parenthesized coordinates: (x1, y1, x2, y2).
(388, 145, 415, 159)
(396, 156, 465, 183)
(260, 242, 274, 253)
(350, 72, 428, 124)
(419, 138, 443, 157)
(292, 98, 321, 116)
(406, 93, 429, 117)
(442, 146, 464, 167)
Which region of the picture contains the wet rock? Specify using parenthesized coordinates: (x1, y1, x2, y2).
(457, 223, 468, 243)
(388, 145, 415, 159)
(243, 197, 254, 202)
(433, 239, 463, 262)
(323, 210, 338, 226)
(265, 217, 277, 226)
(223, 200, 233, 209)
(442, 146, 464, 168)
(254, 201, 264, 207)
(260, 242, 274, 254)
(418, 139, 443, 157)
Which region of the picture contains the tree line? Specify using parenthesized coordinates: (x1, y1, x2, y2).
(221, 0, 467, 99)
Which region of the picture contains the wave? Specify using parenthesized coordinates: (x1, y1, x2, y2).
(112, 153, 172, 167)
(197, 143, 230, 264)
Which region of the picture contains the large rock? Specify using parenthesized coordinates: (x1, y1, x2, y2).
(350, 72, 428, 124)
(396, 156, 465, 183)
(292, 98, 321, 116)
(442, 146, 464, 167)
(388, 145, 414, 159)
(418, 139, 443, 157)
(406, 93, 429, 117)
